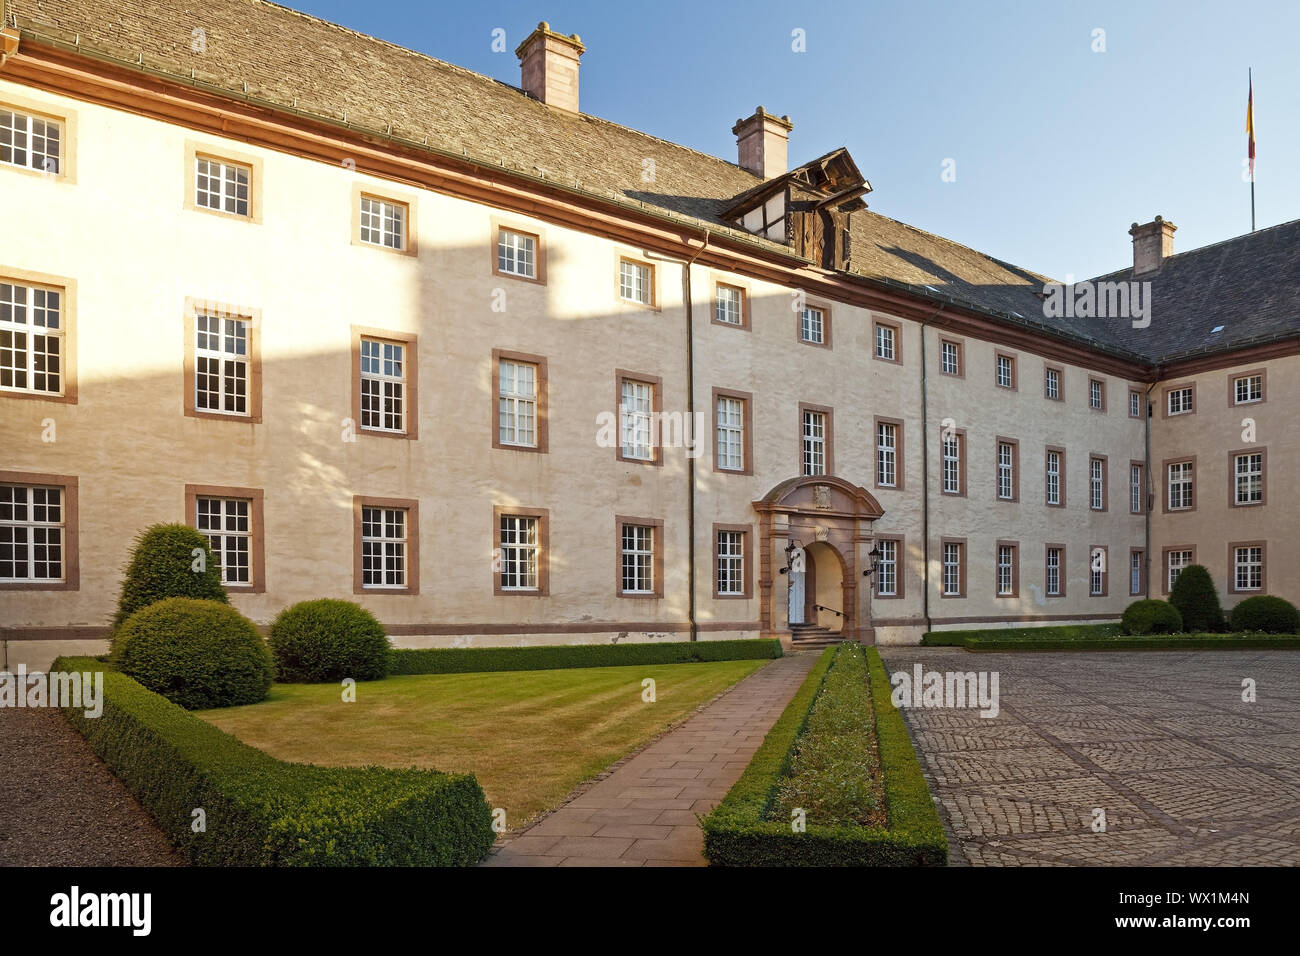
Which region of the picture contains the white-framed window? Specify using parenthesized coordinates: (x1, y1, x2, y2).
(715, 284, 744, 325)
(497, 228, 537, 278)
(1130, 390, 1142, 418)
(1045, 367, 1060, 400)
(1046, 450, 1061, 505)
(0, 484, 64, 582)
(1168, 461, 1194, 510)
(942, 434, 962, 494)
(0, 280, 63, 396)
(716, 396, 744, 471)
(359, 195, 406, 250)
(876, 422, 898, 487)
(1167, 386, 1193, 415)
(875, 324, 896, 360)
(997, 442, 1015, 500)
(1130, 550, 1144, 596)
(499, 514, 539, 591)
(716, 530, 745, 595)
(1090, 550, 1105, 595)
(619, 259, 653, 305)
(876, 539, 898, 597)
(621, 524, 655, 595)
(800, 307, 824, 345)
(940, 340, 960, 375)
(0, 108, 61, 174)
(194, 313, 249, 415)
(1130, 463, 1143, 513)
(996, 354, 1015, 388)
(1234, 546, 1263, 591)
(1089, 378, 1104, 410)
(196, 496, 251, 585)
(1167, 549, 1192, 592)
(1046, 547, 1062, 597)
(1233, 374, 1263, 405)
(361, 506, 407, 589)
(498, 359, 538, 447)
(1234, 452, 1263, 505)
(195, 156, 250, 217)
(620, 378, 655, 461)
(997, 545, 1015, 596)
(942, 542, 962, 596)
(360, 337, 406, 433)
(801, 410, 827, 476)
(1089, 458, 1105, 511)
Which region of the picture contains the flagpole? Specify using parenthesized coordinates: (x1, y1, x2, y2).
(1249, 68, 1256, 233)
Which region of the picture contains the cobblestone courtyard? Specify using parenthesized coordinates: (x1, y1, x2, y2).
(879, 648, 1300, 866)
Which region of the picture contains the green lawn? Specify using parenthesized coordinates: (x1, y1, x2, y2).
(197, 659, 766, 829)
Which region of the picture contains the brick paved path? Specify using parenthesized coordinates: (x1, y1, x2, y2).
(879, 648, 1300, 866)
(484, 652, 819, 867)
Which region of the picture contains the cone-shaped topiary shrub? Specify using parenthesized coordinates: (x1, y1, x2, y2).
(112, 523, 227, 633)
(268, 599, 392, 683)
(113, 597, 272, 709)
(1230, 595, 1300, 634)
(1168, 564, 1226, 633)
(1121, 599, 1183, 635)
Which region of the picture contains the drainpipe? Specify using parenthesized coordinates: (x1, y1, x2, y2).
(1144, 380, 1157, 596)
(918, 306, 944, 634)
(682, 234, 710, 641)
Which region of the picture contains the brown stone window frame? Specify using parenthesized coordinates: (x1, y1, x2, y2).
(493, 505, 550, 597)
(1227, 540, 1267, 595)
(798, 402, 835, 477)
(939, 536, 967, 598)
(1088, 376, 1107, 412)
(350, 325, 419, 440)
(873, 416, 906, 492)
(796, 300, 833, 349)
(1128, 386, 1145, 419)
(712, 386, 753, 476)
(615, 252, 660, 311)
(1227, 446, 1267, 508)
(493, 348, 549, 454)
(1161, 544, 1197, 596)
(1161, 455, 1197, 514)
(939, 427, 967, 498)
(937, 337, 964, 377)
(1044, 543, 1067, 598)
(1129, 459, 1146, 514)
(872, 533, 906, 600)
(710, 277, 751, 330)
(184, 140, 263, 224)
(1228, 368, 1267, 407)
(1044, 445, 1067, 508)
(0, 470, 79, 591)
(1161, 381, 1197, 419)
(1043, 363, 1064, 401)
(872, 318, 903, 365)
(351, 183, 418, 257)
(1129, 547, 1146, 597)
(1088, 544, 1109, 597)
(615, 515, 665, 599)
(0, 92, 79, 184)
(491, 217, 546, 284)
(0, 266, 78, 405)
(185, 483, 266, 593)
(994, 350, 1018, 390)
(712, 522, 753, 599)
(184, 297, 263, 424)
(615, 369, 664, 466)
(353, 494, 420, 596)
(994, 539, 1020, 598)
(1088, 453, 1109, 512)
(994, 436, 1019, 502)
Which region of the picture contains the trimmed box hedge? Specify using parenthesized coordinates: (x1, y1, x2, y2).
(702, 645, 948, 866)
(53, 656, 494, 866)
(926, 629, 1300, 652)
(923, 624, 1121, 646)
(389, 638, 782, 675)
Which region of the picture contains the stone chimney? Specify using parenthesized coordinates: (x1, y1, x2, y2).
(1129, 216, 1177, 275)
(515, 22, 585, 113)
(732, 107, 793, 179)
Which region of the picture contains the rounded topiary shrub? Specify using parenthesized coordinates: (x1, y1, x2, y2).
(268, 599, 391, 683)
(114, 597, 272, 709)
(1121, 599, 1183, 635)
(1168, 564, 1226, 633)
(112, 523, 227, 634)
(1230, 595, 1300, 634)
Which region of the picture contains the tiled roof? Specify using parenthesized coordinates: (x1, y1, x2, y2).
(8, 0, 1297, 365)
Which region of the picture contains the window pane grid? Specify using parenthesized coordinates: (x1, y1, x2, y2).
(619, 260, 651, 304)
(360, 338, 406, 432)
(1046, 548, 1061, 596)
(360, 196, 406, 249)
(1234, 453, 1263, 505)
(498, 230, 537, 278)
(0, 109, 60, 173)
(997, 545, 1014, 595)
(997, 443, 1014, 499)
(620, 379, 654, 460)
(943, 437, 961, 493)
(1168, 462, 1193, 510)
(362, 506, 406, 588)
(196, 496, 251, 585)
(1234, 546, 1262, 591)
(1046, 451, 1060, 505)
(802, 411, 826, 476)
(1, 281, 63, 395)
(942, 543, 961, 595)
(621, 524, 654, 594)
(500, 515, 539, 590)
(876, 423, 897, 487)
(499, 359, 538, 446)
(0, 484, 64, 582)
(800, 308, 824, 344)
(716, 397, 744, 471)
(715, 286, 743, 325)
(195, 157, 250, 217)
(717, 531, 744, 595)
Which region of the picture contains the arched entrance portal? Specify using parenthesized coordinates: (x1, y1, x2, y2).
(754, 476, 884, 642)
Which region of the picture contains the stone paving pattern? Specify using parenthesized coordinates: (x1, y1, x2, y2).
(485, 652, 819, 867)
(879, 648, 1300, 866)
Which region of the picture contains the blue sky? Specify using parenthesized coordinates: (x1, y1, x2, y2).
(293, 0, 1297, 280)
